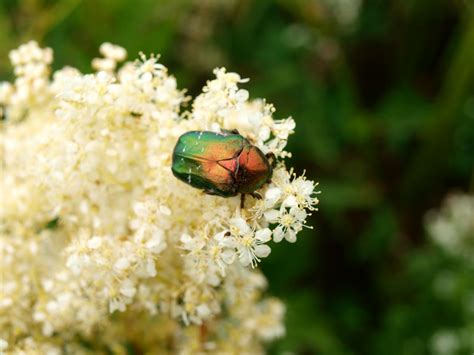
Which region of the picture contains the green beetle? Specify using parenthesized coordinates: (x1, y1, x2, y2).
(171, 130, 272, 199)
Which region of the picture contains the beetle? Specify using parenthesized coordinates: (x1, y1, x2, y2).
(171, 130, 272, 203)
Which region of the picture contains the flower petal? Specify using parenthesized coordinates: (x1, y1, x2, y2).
(255, 228, 272, 243)
(119, 279, 136, 298)
(255, 244, 271, 258)
(232, 217, 251, 234)
(290, 206, 307, 221)
(264, 209, 279, 223)
(239, 252, 251, 267)
(285, 229, 297, 243)
(273, 226, 284, 243)
(221, 249, 236, 264)
(283, 195, 298, 208)
(265, 187, 281, 203)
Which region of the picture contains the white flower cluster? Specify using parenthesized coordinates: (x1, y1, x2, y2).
(426, 193, 474, 262)
(0, 41, 319, 353)
(0, 41, 53, 122)
(426, 193, 474, 354)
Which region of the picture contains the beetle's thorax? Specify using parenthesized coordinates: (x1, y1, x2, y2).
(234, 142, 272, 193)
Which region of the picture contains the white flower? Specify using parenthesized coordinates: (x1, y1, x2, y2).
(109, 298, 126, 313)
(114, 257, 130, 272)
(181, 230, 236, 284)
(145, 228, 167, 254)
(282, 194, 298, 208)
(251, 186, 283, 221)
(292, 175, 320, 210)
(230, 218, 272, 267)
(427, 194, 474, 262)
(145, 257, 157, 277)
(271, 168, 320, 211)
(0, 339, 8, 351)
(181, 233, 205, 251)
(137, 54, 166, 78)
(214, 231, 237, 265)
(265, 187, 282, 206)
(119, 279, 137, 298)
(235, 89, 249, 102)
(272, 117, 295, 140)
(0, 82, 13, 103)
(244, 298, 286, 341)
(66, 254, 84, 275)
(86, 236, 102, 249)
(196, 304, 211, 318)
(267, 206, 308, 243)
(99, 42, 127, 62)
(92, 57, 116, 72)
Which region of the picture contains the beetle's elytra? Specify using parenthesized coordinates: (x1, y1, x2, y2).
(171, 130, 272, 197)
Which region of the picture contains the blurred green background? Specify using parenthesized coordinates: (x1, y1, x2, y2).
(1, 0, 474, 354)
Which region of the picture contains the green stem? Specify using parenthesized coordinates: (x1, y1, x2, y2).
(401, 9, 474, 201)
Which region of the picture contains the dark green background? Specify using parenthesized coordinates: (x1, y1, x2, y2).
(1, 1, 474, 354)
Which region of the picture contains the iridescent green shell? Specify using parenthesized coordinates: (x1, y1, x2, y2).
(171, 131, 272, 197)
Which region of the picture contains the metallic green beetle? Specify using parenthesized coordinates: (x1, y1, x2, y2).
(171, 130, 272, 198)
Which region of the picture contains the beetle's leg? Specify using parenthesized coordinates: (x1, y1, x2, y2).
(250, 191, 262, 200)
(240, 194, 246, 209)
